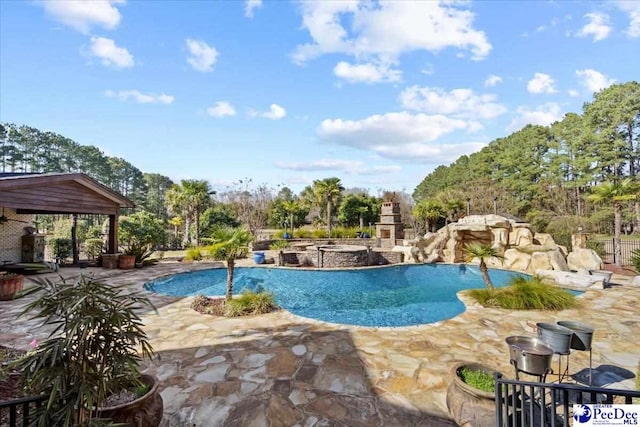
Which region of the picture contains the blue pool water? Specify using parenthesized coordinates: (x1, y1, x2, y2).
(145, 264, 526, 327)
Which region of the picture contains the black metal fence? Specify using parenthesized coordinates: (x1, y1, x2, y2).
(587, 238, 640, 266)
(0, 395, 47, 427)
(496, 375, 640, 427)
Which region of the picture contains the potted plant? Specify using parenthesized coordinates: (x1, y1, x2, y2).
(0, 272, 24, 301)
(12, 274, 163, 426)
(446, 362, 499, 427)
(118, 212, 165, 269)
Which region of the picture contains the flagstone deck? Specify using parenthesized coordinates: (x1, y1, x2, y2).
(1, 260, 639, 426)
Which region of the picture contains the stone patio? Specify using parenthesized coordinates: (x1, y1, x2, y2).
(1, 259, 639, 426)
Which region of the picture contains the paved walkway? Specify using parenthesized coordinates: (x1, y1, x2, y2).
(1, 260, 639, 426)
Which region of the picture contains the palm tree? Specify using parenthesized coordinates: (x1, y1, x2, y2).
(587, 178, 637, 267)
(209, 226, 252, 301)
(168, 216, 183, 247)
(356, 206, 369, 229)
(165, 179, 212, 247)
(313, 177, 344, 237)
(282, 200, 300, 234)
(464, 242, 503, 290)
(413, 199, 445, 234)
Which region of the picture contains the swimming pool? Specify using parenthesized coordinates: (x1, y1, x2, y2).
(145, 264, 525, 327)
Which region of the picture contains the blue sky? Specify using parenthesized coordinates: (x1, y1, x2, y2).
(1, 1, 638, 195)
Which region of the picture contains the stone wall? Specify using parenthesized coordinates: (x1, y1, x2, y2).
(253, 238, 374, 251)
(277, 248, 403, 268)
(371, 250, 403, 265)
(305, 247, 370, 268)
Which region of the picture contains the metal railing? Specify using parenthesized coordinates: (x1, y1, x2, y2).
(0, 395, 47, 427)
(588, 238, 640, 266)
(496, 375, 640, 427)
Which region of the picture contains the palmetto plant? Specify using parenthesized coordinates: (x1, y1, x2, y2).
(208, 226, 252, 301)
(13, 275, 156, 426)
(464, 242, 503, 290)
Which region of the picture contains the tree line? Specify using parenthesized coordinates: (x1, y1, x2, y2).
(0, 124, 383, 247)
(412, 81, 640, 237)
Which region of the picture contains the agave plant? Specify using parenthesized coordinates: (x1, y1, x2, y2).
(13, 274, 156, 426)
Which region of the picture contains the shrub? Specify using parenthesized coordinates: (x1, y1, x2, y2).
(544, 215, 586, 252)
(459, 367, 495, 392)
(293, 229, 312, 238)
(631, 249, 640, 273)
(224, 289, 277, 317)
(48, 237, 72, 262)
(586, 240, 606, 258)
(312, 229, 328, 239)
(119, 211, 165, 263)
(270, 240, 290, 250)
(272, 229, 286, 238)
(84, 238, 104, 260)
(185, 247, 203, 261)
(468, 276, 577, 310)
(332, 226, 360, 238)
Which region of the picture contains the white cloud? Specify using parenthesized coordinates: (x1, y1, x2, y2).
(399, 86, 506, 120)
(206, 101, 237, 118)
(105, 90, 174, 104)
(576, 12, 611, 41)
(292, 1, 491, 66)
(373, 142, 486, 162)
(507, 103, 563, 132)
(40, 0, 123, 34)
(484, 74, 503, 87)
(576, 69, 616, 93)
(527, 72, 557, 94)
(568, 89, 580, 97)
(274, 158, 401, 175)
(536, 17, 560, 33)
(251, 104, 287, 120)
(318, 112, 474, 151)
(185, 39, 219, 72)
(89, 36, 134, 68)
(333, 61, 401, 84)
(615, 1, 640, 37)
(245, 0, 262, 18)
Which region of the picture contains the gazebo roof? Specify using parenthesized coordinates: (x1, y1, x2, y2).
(0, 172, 134, 215)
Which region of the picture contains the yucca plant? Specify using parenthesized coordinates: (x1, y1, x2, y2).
(12, 275, 157, 426)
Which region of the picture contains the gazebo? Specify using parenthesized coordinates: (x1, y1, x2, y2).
(0, 172, 134, 264)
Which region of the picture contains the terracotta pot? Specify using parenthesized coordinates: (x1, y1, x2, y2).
(118, 255, 136, 270)
(0, 275, 24, 301)
(98, 374, 163, 427)
(446, 362, 499, 427)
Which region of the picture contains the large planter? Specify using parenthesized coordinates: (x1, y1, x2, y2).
(98, 374, 163, 427)
(446, 362, 499, 427)
(118, 255, 136, 270)
(0, 274, 24, 301)
(253, 252, 265, 264)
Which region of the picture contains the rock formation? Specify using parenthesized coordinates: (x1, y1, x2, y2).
(395, 214, 602, 274)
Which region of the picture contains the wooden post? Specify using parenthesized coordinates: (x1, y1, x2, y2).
(108, 214, 118, 254)
(71, 214, 79, 265)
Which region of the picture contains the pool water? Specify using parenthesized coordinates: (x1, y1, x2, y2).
(145, 264, 526, 327)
